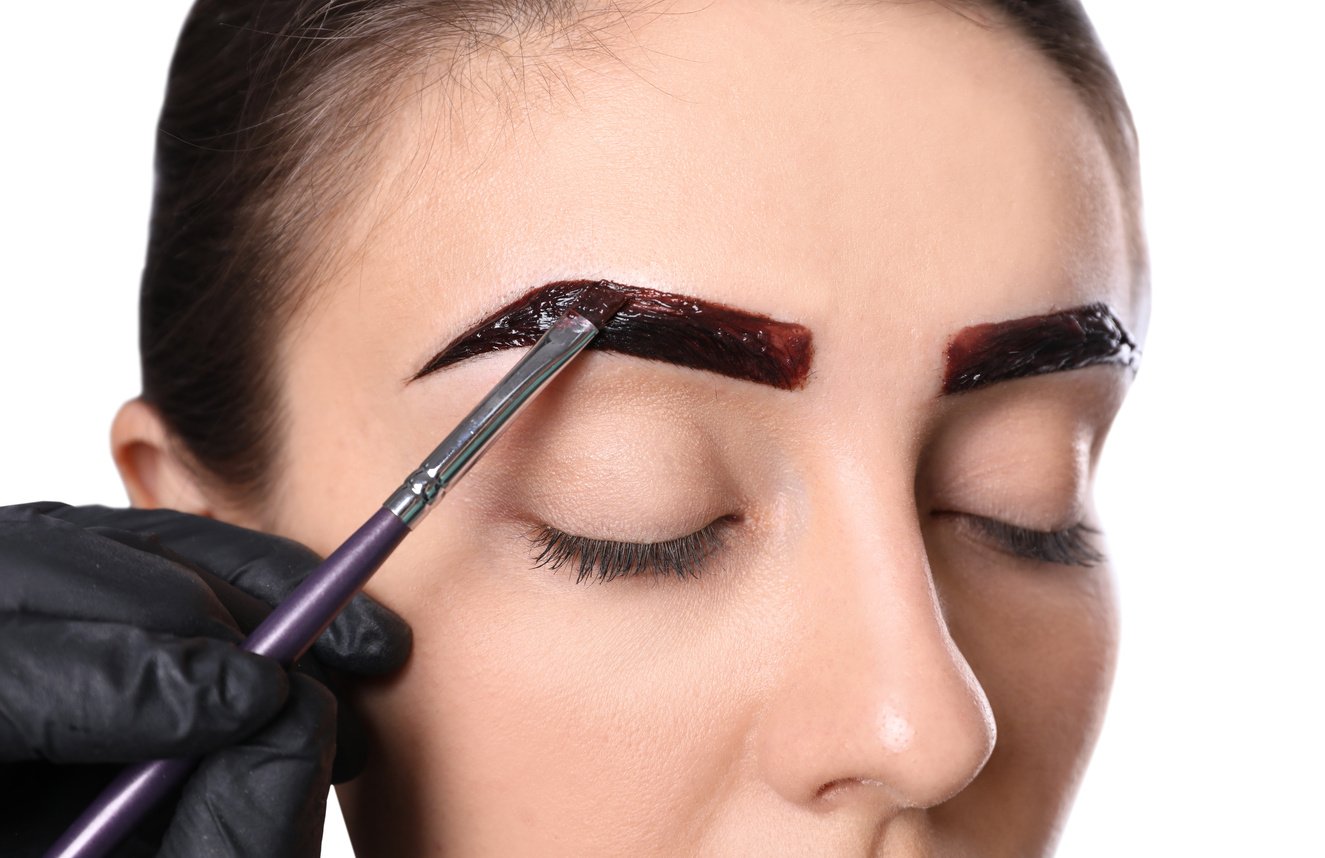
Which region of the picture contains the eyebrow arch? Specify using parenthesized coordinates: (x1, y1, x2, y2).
(412, 279, 814, 390)
(943, 303, 1139, 395)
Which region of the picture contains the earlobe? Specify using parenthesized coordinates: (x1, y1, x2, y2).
(110, 398, 215, 515)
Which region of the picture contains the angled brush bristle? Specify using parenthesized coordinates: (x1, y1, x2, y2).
(572, 281, 630, 328)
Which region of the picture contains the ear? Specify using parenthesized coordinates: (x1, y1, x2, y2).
(110, 398, 217, 516)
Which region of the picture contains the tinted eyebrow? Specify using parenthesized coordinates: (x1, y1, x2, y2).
(943, 303, 1139, 395)
(412, 279, 814, 390)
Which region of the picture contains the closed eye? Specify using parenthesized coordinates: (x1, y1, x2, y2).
(937, 512, 1106, 567)
(526, 517, 735, 584)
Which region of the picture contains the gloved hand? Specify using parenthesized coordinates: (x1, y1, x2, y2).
(0, 501, 412, 858)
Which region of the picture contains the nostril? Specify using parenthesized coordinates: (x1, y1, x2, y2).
(814, 777, 902, 806)
(815, 779, 847, 801)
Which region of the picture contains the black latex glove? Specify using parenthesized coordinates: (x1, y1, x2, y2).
(0, 501, 412, 857)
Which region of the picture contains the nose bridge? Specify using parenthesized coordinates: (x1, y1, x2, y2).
(754, 448, 996, 812)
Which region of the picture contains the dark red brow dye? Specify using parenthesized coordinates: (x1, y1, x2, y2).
(413, 279, 814, 390)
(943, 303, 1139, 395)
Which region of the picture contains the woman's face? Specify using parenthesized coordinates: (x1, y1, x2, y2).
(254, 1, 1143, 854)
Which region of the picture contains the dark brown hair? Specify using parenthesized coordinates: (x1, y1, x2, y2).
(140, 0, 1143, 507)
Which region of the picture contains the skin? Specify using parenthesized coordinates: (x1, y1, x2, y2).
(112, 0, 1148, 854)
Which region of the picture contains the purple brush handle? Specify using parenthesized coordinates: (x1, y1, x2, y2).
(44, 507, 411, 858)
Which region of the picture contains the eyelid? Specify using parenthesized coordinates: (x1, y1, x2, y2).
(936, 511, 1105, 567)
(527, 517, 734, 584)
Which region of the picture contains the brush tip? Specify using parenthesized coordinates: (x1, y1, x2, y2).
(572, 281, 630, 329)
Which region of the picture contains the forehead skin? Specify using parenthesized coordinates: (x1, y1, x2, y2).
(280, 0, 1139, 420)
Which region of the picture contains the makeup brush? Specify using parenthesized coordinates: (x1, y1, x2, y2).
(45, 282, 630, 858)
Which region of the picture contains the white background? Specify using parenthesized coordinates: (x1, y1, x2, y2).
(2, 3, 1321, 855)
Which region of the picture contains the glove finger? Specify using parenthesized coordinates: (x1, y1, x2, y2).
(104, 568, 375, 784)
(46, 505, 413, 675)
(187, 562, 412, 680)
(306, 588, 412, 677)
(0, 617, 288, 763)
(0, 513, 240, 641)
(290, 657, 368, 784)
(159, 673, 336, 858)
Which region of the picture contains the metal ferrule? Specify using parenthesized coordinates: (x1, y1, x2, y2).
(383, 310, 600, 528)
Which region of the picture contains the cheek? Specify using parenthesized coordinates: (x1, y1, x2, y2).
(931, 539, 1119, 838)
(974, 568, 1118, 754)
(345, 513, 774, 854)
(933, 537, 1120, 728)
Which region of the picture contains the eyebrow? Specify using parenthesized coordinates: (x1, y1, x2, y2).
(412, 279, 814, 389)
(943, 303, 1139, 395)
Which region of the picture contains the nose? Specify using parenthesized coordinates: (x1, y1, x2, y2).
(754, 469, 996, 814)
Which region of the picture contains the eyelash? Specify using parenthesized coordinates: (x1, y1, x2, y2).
(952, 514, 1105, 567)
(527, 519, 730, 584)
(527, 512, 1103, 585)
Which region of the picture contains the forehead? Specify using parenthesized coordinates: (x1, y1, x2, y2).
(316, 0, 1134, 375)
